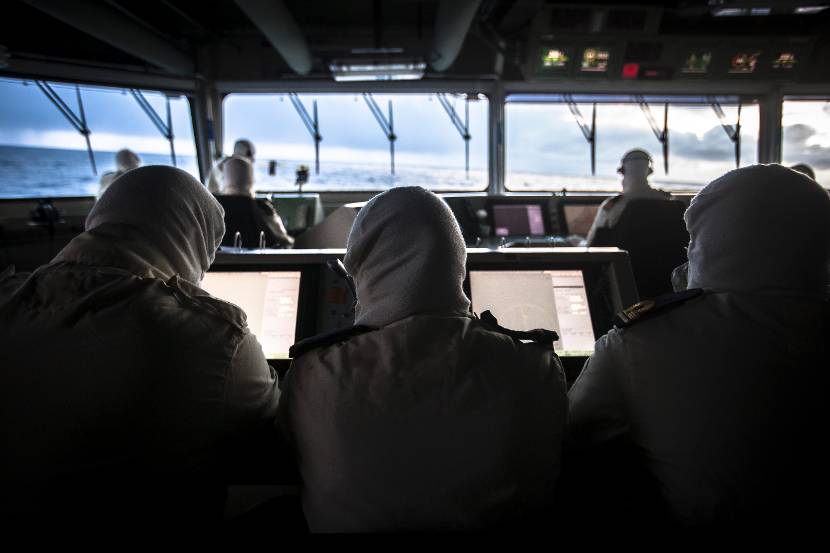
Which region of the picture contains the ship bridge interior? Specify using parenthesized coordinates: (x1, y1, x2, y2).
(1, 0, 829, 533)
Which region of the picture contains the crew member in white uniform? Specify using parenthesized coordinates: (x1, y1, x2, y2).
(97, 148, 141, 199)
(586, 149, 670, 244)
(278, 186, 567, 532)
(206, 138, 256, 194)
(568, 164, 830, 527)
(222, 156, 293, 247)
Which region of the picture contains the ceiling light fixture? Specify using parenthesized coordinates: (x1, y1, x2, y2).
(794, 5, 829, 14)
(329, 60, 427, 82)
(712, 7, 748, 16)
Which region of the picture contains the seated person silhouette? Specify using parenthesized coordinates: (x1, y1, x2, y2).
(588, 149, 688, 298)
(0, 166, 279, 523)
(206, 138, 256, 194)
(568, 165, 830, 528)
(215, 157, 293, 248)
(791, 163, 816, 181)
(278, 187, 567, 532)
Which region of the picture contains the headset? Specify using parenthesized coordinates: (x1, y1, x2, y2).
(617, 149, 654, 176)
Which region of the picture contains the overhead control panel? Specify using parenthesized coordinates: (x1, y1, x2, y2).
(524, 4, 823, 83)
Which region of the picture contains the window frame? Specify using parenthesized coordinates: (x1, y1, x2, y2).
(219, 88, 493, 194)
(0, 77, 200, 199)
(502, 93, 762, 193)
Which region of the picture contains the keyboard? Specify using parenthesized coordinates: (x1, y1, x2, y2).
(501, 236, 569, 248)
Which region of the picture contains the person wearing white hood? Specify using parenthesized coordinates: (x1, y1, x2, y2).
(568, 164, 830, 526)
(219, 156, 293, 248)
(97, 148, 141, 199)
(586, 149, 670, 244)
(206, 138, 256, 194)
(0, 166, 280, 522)
(277, 186, 567, 532)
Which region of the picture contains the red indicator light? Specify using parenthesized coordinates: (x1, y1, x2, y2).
(622, 63, 640, 79)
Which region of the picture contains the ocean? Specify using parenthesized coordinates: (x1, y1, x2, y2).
(0, 144, 699, 199)
(0, 145, 491, 198)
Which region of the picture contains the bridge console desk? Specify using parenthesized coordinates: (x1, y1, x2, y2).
(208, 247, 638, 384)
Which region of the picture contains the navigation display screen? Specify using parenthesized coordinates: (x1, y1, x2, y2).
(729, 52, 760, 74)
(563, 204, 600, 237)
(470, 270, 596, 356)
(541, 48, 569, 69)
(492, 203, 547, 237)
(200, 271, 302, 359)
(682, 51, 712, 74)
(581, 48, 610, 72)
(772, 52, 797, 70)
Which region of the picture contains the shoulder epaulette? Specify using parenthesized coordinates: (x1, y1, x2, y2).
(289, 325, 376, 359)
(603, 195, 623, 209)
(478, 310, 559, 348)
(613, 288, 704, 329)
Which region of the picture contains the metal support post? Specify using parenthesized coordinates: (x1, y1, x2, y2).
(35, 81, 97, 174)
(288, 93, 322, 175)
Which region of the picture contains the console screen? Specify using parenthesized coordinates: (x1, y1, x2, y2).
(563, 204, 601, 237)
(470, 270, 596, 356)
(730, 52, 760, 74)
(200, 271, 301, 359)
(492, 204, 547, 237)
(581, 48, 610, 72)
(541, 48, 569, 69)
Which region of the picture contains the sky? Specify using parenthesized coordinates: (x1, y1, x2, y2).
(0, 77, 828, 188)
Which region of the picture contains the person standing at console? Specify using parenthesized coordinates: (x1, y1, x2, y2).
(0, 166, 279, 522)
(586, 149, 670, 244)
(207, 138, 256, 194)
(568, 164, 830, 526)
(278, 186, 567, 532)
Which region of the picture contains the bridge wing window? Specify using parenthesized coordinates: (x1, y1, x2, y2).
(505, 96, 758, 192)
(782, 99, 830, 186)
(222, 93, 488, 192)
(0, 78, 198, 198)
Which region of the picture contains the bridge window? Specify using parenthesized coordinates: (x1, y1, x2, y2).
(222, 92, 489, 192)
(782, 98, 830, 186)
(505, 95, 759, 192)
(0, 78, 197, 198)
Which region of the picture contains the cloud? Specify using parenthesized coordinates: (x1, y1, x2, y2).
(670, 127, 736, 159)
(0, 129, 197, 156)
(783, 124, 830, 169)
(784, 123, 815, 144)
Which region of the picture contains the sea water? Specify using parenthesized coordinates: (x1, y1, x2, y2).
(0, 144, 702, 199)
(0, 144, 491, 198)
